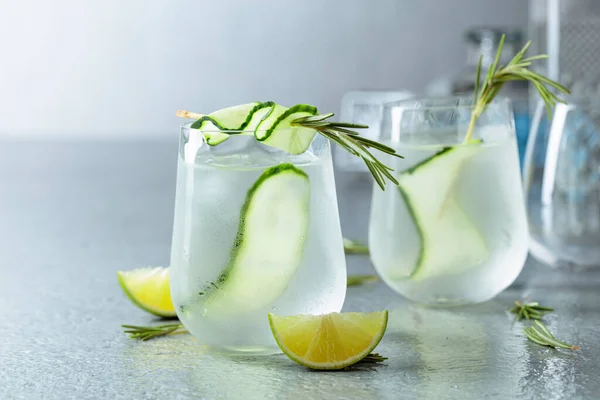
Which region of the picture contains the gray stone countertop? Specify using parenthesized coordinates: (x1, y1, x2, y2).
(0, 139, 598, 400)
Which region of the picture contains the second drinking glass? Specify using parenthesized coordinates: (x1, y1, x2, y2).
(369, 97, 529, 305)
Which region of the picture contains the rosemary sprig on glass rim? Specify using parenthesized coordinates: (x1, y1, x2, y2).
(510, 300, 554, 321)
(465, 34, 571, 141)
(291, 113, 401, 190)
(176, 110, 402, 190)
(524, 320, 580, 350)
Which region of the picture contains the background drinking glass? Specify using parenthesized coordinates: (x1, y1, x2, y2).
(523, 99, 600, 268)
(334, 90, 413, 172)
(369, 97, 528, 305)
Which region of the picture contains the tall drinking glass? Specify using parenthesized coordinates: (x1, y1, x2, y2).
(369, 97, 528, 305)
(170, 125, 347, 353)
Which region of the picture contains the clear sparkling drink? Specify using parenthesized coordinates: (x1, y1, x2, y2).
(170, 129, 346, 353)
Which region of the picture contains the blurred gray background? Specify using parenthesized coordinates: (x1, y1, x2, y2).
(0, 0, 527, 138)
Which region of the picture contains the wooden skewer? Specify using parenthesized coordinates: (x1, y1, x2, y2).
(176, 110, 205, 119)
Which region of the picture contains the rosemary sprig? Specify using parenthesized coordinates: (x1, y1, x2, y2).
(510, 300, 554, 321)
(465, 34, 570, 141)
(524, 321, 580, 350)
(343, 237, 369, 255)
(292, 113, 401, 190)
(347, 274, 378, 286)
(122, 323, 187, 341)
(353, 353, 387, 365)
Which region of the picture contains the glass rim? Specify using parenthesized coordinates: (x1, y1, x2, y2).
(180, 122, 307, 134)
(383, 95, 512, 112)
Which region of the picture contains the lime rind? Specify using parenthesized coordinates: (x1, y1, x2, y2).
(268, 311, 388, 370)
(117, 267, 177, 318)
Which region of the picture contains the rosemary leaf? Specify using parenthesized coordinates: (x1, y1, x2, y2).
(343, 237, 369, 254)
(354, 353, 387, 365)
(292, 114, 402, 190)
(347, 274, 378, 286)
(366, 161, 385, 189)
(473, 54, 483, 105)
(122, 323, 186, 341)
(510, 300, 554, 321)
(521, 54, 549, 63)
(524, 321, 580, 350)
(328, 122, 369, 129)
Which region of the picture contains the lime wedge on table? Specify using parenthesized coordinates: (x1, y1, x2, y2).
(117, 267, 176, 318)
(269, 311, 388, 370)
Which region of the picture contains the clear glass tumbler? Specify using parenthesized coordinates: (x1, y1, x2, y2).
(524, 100, 600, 267)
(170, 125, 347, 353)
(369, 97, 528, 305)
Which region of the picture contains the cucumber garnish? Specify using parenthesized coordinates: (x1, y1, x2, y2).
(196, 163, 310, 316)
(255, 104, 319, 154)
(190, 101, 275, 146)
(396, 141, 488, 281)
(178, 101, 402, 189)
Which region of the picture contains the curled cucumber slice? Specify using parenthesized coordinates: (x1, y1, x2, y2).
(396, 141, 488, 281)
(198, 163, 310, 316)
(189, 102, 319, 154)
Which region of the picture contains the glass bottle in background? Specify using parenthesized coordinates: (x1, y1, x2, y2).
(427, 28, 531, 167)
(525, 0, 600, 267)
(524, 99, 600, 268)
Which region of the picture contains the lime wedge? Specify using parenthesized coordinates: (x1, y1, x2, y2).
(269, 310, 388, 370)
(117, 267, 176, 318)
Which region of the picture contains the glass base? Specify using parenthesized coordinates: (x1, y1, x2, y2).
(407, 296, 492, 308)
(216, 346, 282, 356)
(530, 238, 600, 269)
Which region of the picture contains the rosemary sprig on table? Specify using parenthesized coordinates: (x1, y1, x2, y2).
(510, 300, 554, 321)
(343, 237, 369, 255)
(291, 113, 401, 190)
(523, 321, 580, 350)
(122, 323, 187, 341)
(347, 274, 378, 286)
(465, 34, 570, 141)
(353, 353, 387, 365)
